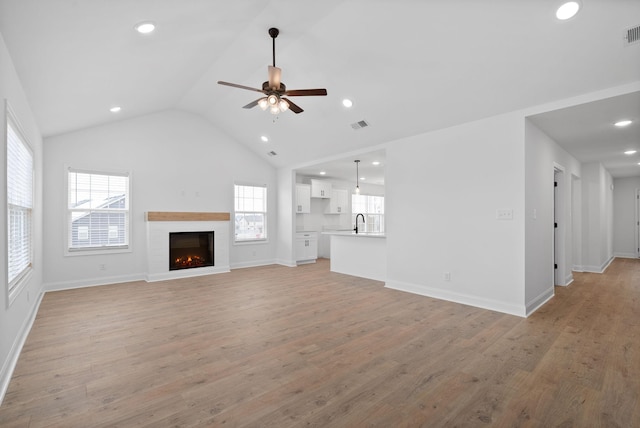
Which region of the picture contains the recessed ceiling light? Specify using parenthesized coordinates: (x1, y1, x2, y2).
(260, 135, 269, 142)
(372, 161, 380, 166)
(360, 177, 366, 181)
(342, 99, 353, 108)
(624, 150, 637, 155)
(135, 21, 156, 34)
(319, 171, 326, 175)
(556, 2, 580, 20)
(615, 120, 633, 127)
(109, 106, 121, 113)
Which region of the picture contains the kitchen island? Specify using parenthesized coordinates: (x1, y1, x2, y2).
(322, 231, 386, 281)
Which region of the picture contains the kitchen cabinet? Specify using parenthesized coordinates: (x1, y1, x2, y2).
(295, 184, 311, 213)
(326, 188, 348, 214)
(296, 232, 318, 263)
(310, 179, 331, 198)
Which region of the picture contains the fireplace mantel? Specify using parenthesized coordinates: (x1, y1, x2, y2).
(145, 211, 230, 222)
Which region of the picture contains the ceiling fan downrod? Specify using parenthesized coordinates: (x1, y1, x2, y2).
(269, 27, 279, 67)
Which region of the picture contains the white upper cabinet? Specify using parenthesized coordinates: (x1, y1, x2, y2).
(295, 183, 311, 213)
(310, 179, 332, 198)
(326, 188, 348, 214)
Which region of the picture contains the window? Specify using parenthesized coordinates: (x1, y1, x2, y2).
(234, 184, 267, 242)
(6, 107, 34, 299)
(352, 194, 385, 233)
(67, 168, 130, 253)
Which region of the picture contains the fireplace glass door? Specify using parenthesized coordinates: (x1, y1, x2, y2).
(169, 231, 214, 270)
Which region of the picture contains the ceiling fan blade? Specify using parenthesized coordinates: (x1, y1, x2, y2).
(218, 81, 266, 94)
(284, 88, 328, 97)
(283, 98, 303, 114)
(243, 98, 266, 109)
(268, 66, 281, 90)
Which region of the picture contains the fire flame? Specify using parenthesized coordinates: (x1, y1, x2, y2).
(173, 255, 206, 268)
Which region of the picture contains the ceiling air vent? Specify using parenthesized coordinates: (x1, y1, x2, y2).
(267, 150, 277, 157)
(351, 119, 370, 130)
(624, 24, 640, 46)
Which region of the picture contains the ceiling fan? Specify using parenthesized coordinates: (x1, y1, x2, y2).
(217, 27, 327, 114)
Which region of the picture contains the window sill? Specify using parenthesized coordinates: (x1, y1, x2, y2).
(65, 246, 132, 257)
(234, 239, 269, 246)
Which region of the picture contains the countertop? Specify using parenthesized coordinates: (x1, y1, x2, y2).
(321, 231, 386, 239)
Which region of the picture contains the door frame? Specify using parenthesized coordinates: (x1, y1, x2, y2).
(636, 188, 640, 258)
(553, 164, 566, 286)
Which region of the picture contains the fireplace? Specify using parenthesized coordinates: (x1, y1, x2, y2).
(169, 231, 214, 271)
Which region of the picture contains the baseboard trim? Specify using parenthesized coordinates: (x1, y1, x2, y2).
(564, 272, 574, 286)
(581, 256, 614, 274)
(526, 287, 555, 316)
(385, 279, 527, 318)
(145, 266, 230, 282)
(0, 290, 44, 406)
(230, 259, 277, 269)
(275, 258, 297, 268)
(44, 273, 146, 292)
(613, 252, 639, 259)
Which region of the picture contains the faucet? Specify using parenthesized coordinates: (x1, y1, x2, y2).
(354, 213, 365, 234)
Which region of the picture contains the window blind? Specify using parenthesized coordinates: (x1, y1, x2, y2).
(7, 119, 33, 291)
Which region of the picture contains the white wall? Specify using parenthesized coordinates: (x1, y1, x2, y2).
(613, 176, 640, 258)
(385, 112, 527, 316)
(524, 119, 581, 312)
(276, 167, 295, 266)
(0, 32, 44, 402)
(581, 162, 614, 272)
(43, 109, 278, 288)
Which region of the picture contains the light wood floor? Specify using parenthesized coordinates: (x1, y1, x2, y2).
(1, 258, 639, 427)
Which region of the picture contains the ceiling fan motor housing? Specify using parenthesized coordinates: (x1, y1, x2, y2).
(262, 81, 285, 92)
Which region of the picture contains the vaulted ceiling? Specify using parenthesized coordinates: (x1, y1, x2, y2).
(1, 0, 639, 178)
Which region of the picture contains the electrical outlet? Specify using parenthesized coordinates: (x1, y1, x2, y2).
(444, 272, 451, 281)
(496, 209, 513, 220)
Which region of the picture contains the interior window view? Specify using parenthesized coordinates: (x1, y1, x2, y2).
(1, 1, 639, 426)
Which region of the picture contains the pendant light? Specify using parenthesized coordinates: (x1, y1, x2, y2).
(354, 160, 360, 194)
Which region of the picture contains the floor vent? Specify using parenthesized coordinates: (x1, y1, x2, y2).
(624, 25, 640, 46)
(351, 120, 370, 130)
(267, 150, 277, 157)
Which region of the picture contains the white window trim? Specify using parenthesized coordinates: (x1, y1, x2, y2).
(64, 165, 132, 256)
(234, 182, 268, 244)
(5, 101, 34, 306)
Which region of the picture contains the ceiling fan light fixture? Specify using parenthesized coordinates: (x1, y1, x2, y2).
(267, 94, 279, 106)
(279, 99, 289, 112)
(258, 98, 268, 110)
